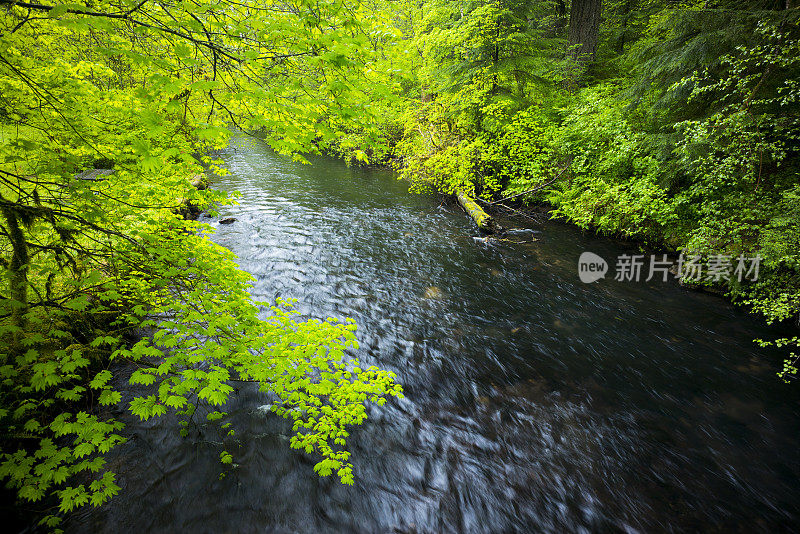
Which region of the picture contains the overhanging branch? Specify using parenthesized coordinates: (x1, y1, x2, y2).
(1, 1, 241, 62)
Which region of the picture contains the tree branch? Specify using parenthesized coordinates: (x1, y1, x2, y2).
(1, 1, 241, 62)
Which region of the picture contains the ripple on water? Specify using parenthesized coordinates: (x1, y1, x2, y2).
(68, 133, 800, 533)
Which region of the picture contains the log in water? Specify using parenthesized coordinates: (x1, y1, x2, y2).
(456, 190, 500, 233)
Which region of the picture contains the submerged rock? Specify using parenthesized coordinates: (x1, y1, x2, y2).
(422, 286, 445, 299)
(189, 173, 208, 190)
(255, 404, 273, 415)
(219, 217, 237, 225)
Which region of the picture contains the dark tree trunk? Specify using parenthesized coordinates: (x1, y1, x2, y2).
(567, 0, 603, 63)
(1, 205, 30, 352)
(616, 0, 636, 54)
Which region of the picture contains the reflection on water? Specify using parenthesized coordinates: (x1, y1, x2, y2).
(71, 134, 800, 533)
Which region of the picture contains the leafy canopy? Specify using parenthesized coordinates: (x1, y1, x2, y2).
(0, 0, 402, 528)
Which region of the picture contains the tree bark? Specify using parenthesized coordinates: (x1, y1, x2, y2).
(567, 0, 602, 63)
(1, 205, 30, 340)
(456, 191, 499, 233)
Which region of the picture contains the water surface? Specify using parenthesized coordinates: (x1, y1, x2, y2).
(72, 134, 800, 533)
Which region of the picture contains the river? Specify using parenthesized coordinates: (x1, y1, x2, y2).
(71, 133, 800, 532)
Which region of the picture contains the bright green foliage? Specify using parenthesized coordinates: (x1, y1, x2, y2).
(325, 0, 567, 196)
(3, 0, 799, 526)
(0, 0, 403, 526)
(758, 336, 800, 383)
(393, 0, 568, 196)
(111, 235, 403, 485)
(414, 0, 558, 110)
(665, 17, 800, 379)
(672, 19, 800, 322)
(486, 107, 555, 193)
(543, 85, 680, 242)
(331, 1, 800, 381)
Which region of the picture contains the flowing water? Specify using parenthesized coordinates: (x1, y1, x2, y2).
(72, 134, 800, 533)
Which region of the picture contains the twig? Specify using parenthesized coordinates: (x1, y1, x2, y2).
(485, 161, 572, 206)
(493, 202, 541, 221)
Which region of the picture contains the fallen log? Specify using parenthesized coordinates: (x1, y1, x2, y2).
(456, 190, 501, 234)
